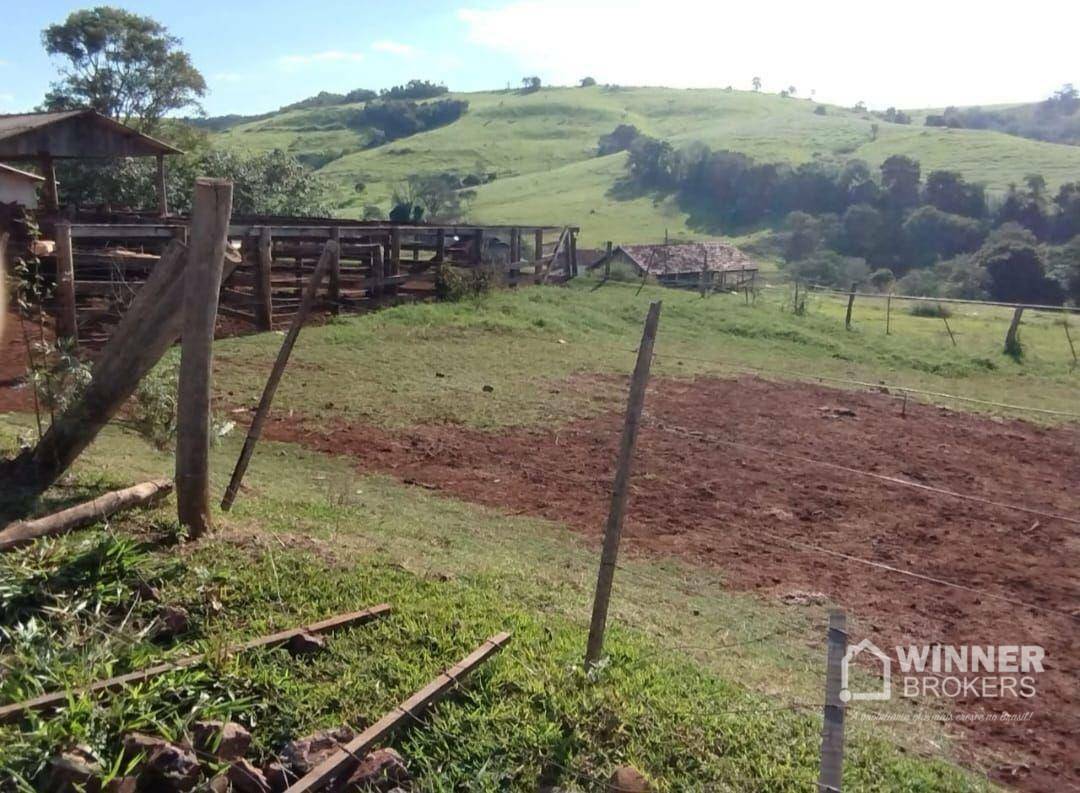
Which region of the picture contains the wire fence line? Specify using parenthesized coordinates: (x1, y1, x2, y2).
(761, 282, 1080, 315)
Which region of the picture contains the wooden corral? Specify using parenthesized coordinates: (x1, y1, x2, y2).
(31, 218, 579, 345)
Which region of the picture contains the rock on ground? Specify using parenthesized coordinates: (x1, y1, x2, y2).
(192, 720, 252, 761)
(281, 727, 355, 776)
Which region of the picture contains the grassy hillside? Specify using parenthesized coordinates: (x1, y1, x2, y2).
(212, 86, 1080, 246)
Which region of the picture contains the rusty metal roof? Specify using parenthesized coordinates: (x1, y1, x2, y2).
(613, 242, 757, 275)
(0, 110, 181, 160)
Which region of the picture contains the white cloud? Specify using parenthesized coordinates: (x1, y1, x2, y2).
(279, 50, 365, 69)
(214, 72, 244, 83)
(456, 0, 1080, 108)
(0, 93, 14, 104)
(372, 40, 414, 56)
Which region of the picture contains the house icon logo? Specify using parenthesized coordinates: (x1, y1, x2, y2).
(840, 638, 892, 702)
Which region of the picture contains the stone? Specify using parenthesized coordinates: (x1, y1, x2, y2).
(46, 745, 101, 792)
(155, 605, 191, 639)
(103, 777, 137, 793)
(206, 776, 230, 793)
(133, 580, 162, 602)
(192, 720, 252, 761)
(281, 727, 354, 775)
(121, 733, 169, 765)
(261, 760, 292, 793)
(142, 742, 201, 792)
(286, 631, 326, 656)
(336, 748, 409, 792)
(226, 759, 272, 793)
(608, 766, 651, 792)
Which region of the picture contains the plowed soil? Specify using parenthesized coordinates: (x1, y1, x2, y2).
(260, 374, 1080, 792)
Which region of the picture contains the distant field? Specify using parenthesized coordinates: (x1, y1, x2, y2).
(212, 86, 1080, 247)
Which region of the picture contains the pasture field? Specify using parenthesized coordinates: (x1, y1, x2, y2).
(212, 86, 1080, 246)
(1, 279, 1076, 790)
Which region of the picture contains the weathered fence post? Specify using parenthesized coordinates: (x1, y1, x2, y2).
(54, 222, 78, 344)
(255, 226, 273, 330)
(510, 227, 521, 263)
(941, 308, 957, 346)
(818, 609, 847, 792)
(390, 227, 402, 277)
(371, 245, 385, 303)
(328, 226, 341, 314)
(155, 154, 169, 218)
(569, 229, 578, 277)
(1004, 306, 1025, 356)
(885, 290, 892, 335)
(435, 228, 446, 264)
(176, 178, 233, 538)
(1065, 319, 1078, 369)
(585, 301, 662, 667)
(604, 241, 613, 280)
(844, 283, 857, 330)
(473, 228, 484, 266)
(221, 241, 338, 511)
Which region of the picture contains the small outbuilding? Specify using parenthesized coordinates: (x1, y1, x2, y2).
(0, 109, 181, 215)
(0, 163, 44, 208)
(593, 241, 758, 289)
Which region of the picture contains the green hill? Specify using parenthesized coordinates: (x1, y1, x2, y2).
(212, 86, 1080, 246)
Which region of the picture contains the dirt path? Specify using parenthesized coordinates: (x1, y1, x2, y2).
(261, 375, 1080, 792)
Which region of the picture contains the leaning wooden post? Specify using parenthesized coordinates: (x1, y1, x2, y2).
(585, 301, 662, 667)
(255, 227, 274, 330)
(604, 241, 613, 280)
(1064, 319, 1078, 369)
(818, 610, 847, 793)
(175, 178, 233, 538)
(53, 222, 78, 344)
(435, 228, 446, 264)
(1004, 306, 1025, 356)
(370, 245, 384, 303)
(221, 241, 338, 511)
(844, 282, 857, 330)
(473, 228, 484, 266)
(328, 227, 341, 314)
(941, 308, 957, 346)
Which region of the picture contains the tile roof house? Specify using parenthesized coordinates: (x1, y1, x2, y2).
(592, 242, 758, 288)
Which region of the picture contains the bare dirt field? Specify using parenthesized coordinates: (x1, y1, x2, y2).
(261, 375, 1080, 792)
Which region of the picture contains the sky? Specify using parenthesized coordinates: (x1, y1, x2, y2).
(1, 0, 1078, 117)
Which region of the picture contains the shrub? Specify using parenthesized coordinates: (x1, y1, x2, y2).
(908, 302, 953, 318)
(434, 263, 493, 302)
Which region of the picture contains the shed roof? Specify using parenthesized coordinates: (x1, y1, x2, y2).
(0, 162, 45, 183)
(611, 242, 757, 275)
(0, 110, 181, 161)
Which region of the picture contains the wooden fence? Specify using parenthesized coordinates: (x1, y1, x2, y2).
(36, 219, 579, 344)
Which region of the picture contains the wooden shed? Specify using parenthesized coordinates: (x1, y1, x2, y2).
(0, 110, 181, 215)
(593, 241, 758, 289)
(0, 163, 44, 208)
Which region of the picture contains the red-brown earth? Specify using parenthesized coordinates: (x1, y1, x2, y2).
(256, 374, 1079, 792)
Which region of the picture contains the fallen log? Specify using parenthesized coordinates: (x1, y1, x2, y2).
(0, 479, 174, 552)
(285, 632, 511, 793)
(0, 603, 391, 723)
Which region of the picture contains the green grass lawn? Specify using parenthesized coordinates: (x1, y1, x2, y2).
(208, 277, 1078, 430)
(211, 86, 1080, 247)
(0, 419, 990, 791)
(3, 279, 1073, 790)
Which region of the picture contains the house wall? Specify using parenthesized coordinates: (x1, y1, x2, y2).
(0, 175, 39, 208)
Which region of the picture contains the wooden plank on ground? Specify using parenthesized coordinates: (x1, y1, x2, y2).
(285, 632, 512, 793)
(0, 604, 391, 723)
(0, 480, 173, 552)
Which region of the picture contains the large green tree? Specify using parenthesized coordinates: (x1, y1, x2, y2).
(41, 6, 206, 130)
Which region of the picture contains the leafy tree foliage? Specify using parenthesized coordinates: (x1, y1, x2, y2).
(41, 6, 206, 130)
(348, 99, 469, 145)
(902, 206, 986, 268)
(976, 224, 1062, 303)
(579, 77, 597, 87)
(597, 125, 641, 156)
(380, 80, 448, 100)
(521, 77, 542, 94)
(924, 171, 987, 218)
(57, 144, 332, 216)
